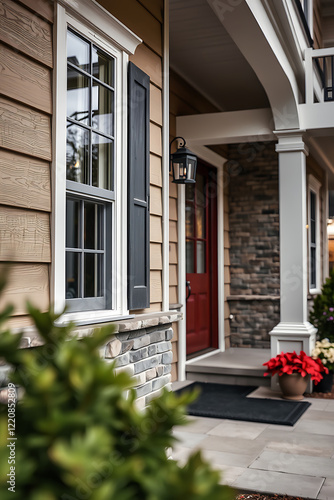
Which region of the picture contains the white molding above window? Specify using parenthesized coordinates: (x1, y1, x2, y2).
(308, 174, 321, 294)
(52, 2, 131, 321)
(56, 0, 142, 55)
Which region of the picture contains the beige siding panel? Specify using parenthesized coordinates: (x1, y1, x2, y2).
(169, 197, 177, 221)
(150, 185, 162, 216)
(171, 362, 178, 382)
(0, 44, 52, 114)
(98, 0, 162, 56)
(0, 263, 49, 315)
(224, 210, 229, 231)
(169, 243, 177, 264)
(131, 302, 162, 315)
(224, 266, 230, 284)
(5, 314, 34, 329)
(0, 0, 52, 67)
(150, 153, 162, 187)
(170, 70, 218, 114)
(224, 301, 230, 319)
(150, 122, 162, 156)
(150, 270, 162, 302)
(224, 247, 230, 266)
(139, 0, 163, 22)
(171, 321, 178, 342)
(224, 283, 230, 298)
(169, 264, 177, 286)
(169, 220, 177, 242)
(169, 180, 177, 198)
(0, 97, 51, 161)
(169, 286, 178, 304)
(0, 150, 50, 211)
(150, 84, 162, 126)
(171, 341, 178, 362)
(150, 242, 162, 270)
(150, 214, 162, 242)
(224, 195, 229, 214)
(130, 44, 162, 88)
(17, 0, 54, 22)
(0, 206, 51, 262)
(224, 230, 230, 249)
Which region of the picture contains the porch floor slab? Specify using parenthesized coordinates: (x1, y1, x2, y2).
(185, 348, 271, 386)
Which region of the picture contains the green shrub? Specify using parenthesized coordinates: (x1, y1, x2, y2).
(309, 268, 334, 342)
(0, 289, 233, 499)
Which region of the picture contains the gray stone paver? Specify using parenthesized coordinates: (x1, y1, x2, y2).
(317, 478, 334, 500)
(172, 393, 334, 499)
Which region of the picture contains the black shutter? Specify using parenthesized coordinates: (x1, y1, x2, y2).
(127, 62, 150, 310)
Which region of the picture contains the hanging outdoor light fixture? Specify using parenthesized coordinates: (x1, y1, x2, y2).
(170, 136, 197, 184)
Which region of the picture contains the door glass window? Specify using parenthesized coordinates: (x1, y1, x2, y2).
(186, 169, 207, 274)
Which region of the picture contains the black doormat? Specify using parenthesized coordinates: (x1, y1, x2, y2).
(176, 382, 311, 426)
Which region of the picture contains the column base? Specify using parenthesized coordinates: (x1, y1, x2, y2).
(269, 322, 317, 391)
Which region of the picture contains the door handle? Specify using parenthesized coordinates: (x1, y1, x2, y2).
(186, 281, 191, 301)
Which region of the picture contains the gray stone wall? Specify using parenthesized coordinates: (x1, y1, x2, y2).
(227, 141, 280, 348)
(103, 324, 174, 409)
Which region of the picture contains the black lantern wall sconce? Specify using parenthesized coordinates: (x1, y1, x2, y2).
(170, 136, 197, 184)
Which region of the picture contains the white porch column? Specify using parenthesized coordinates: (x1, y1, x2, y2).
(270, 132, 316, 380)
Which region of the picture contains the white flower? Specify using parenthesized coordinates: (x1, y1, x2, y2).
(323, 359, 327, 364)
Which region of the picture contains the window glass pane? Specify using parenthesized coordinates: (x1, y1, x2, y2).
(92, 82, 114, 136)
(92, 133, 113, 190)
(66, 199, 81, 248)
(84, 253, 103, 297)
(186, 183, 195, 202)
(196, 173, 206, 207)
(311, 247, 316, 288)
(92, 46, 114, 87)
(186, 205, 195, 238)
(186, 239, 194, 274)
(84, 202, 103, 250)
(66, 252, 81, 298)
(196, 206, 206, 239)
(67, 66, 89, 124)
(196, 241, 206, 273)
(66, 122, 89, 184)
(67, 30, 90, 72)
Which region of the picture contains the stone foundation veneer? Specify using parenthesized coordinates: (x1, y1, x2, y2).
(0, 312, 181, 408)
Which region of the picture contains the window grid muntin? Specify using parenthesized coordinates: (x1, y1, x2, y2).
(66, 27, 115, 194)
(66, 197, 106, 300)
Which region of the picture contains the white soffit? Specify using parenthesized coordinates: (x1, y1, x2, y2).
(176, 108, 275, 145)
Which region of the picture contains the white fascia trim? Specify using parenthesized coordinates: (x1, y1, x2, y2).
(162, 0, 169, 312)
(177, 184, 186, 381)
(185, 144, 226, 170)
(176, 108, 275, 146)
(56, 0, 142, 54)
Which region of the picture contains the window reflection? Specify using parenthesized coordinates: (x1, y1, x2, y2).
(92, 46, 114, 86)
(92, 133, 113, 190)
(66, 122, 89, 184)
(67, 30, 90, 72)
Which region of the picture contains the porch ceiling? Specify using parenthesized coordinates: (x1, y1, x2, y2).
(169, 0, 269, 112)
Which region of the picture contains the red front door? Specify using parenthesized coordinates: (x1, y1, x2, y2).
(186, 164, 218, 355)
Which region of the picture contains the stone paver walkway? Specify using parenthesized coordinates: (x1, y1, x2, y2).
(172, 386, 334, 500)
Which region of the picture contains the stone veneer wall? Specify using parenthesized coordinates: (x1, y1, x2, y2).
(0, 313, 180, 408)
(227, 141, 280, 348)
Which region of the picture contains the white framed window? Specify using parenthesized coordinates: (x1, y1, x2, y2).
(308, 175, 321, 293)
(52, 0, 141, 323)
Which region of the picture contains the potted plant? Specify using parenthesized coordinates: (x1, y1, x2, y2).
(263, 351, 328, 400)
(311, 338, 334, 393)
(309, 269, 334, 342)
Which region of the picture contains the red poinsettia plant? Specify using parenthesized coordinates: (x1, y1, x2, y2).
(263, 350, 328, 385)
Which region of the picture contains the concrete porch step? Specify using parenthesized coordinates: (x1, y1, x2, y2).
(185, 348, 271, 387)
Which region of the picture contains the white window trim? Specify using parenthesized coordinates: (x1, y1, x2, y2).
(52, 1, 141, 324)
(308, 174, 321, 294)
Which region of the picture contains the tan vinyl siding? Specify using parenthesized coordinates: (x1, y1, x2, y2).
(103, 0, 164, 314)
(0, 0, 53, 318)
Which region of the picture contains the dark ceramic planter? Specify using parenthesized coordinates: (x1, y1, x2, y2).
(313, 372, 334, 393)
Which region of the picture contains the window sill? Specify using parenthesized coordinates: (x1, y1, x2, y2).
(308, 289, 321, 296)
